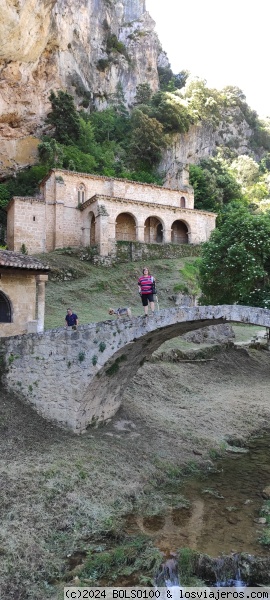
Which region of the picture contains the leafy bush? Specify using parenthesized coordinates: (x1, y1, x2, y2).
(199, 205, 270, 307)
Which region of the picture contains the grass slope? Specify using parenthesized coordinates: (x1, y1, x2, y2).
(35, 250, 199, 329)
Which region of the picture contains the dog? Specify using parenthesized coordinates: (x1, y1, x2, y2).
(108, 307, 132, 319)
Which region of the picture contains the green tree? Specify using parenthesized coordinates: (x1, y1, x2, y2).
(0, 184, 11, 208)
(129, 109, 166, 168)
(134, 83, 153, 105)
(62, 146, 97, 173)
(46, 90, 81, 144)
(199, 205, 270, 307)
(189, 158, 243, 213)
(230, 155, 260, 187)
(150, 91, 191, 133)
(38, 137, 64, 168)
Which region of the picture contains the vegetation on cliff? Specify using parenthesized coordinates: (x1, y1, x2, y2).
(1, 80, 270, 212)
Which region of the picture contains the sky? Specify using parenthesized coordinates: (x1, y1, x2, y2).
(145, 0, 270, 119)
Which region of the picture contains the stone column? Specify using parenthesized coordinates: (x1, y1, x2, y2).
(136, 225, 145, 242)
(36, 274, 48, 333)
(163, 227, 172, 244)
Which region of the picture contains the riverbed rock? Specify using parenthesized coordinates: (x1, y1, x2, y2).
(254, 517, 267, 524)
(183, 324, 235, 344)
(262, 486, 270, 499)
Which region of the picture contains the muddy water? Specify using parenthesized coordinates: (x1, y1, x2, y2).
(125, 436, 270, 557)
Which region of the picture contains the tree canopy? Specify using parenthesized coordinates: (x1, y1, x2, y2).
(199, 205, 270, 308)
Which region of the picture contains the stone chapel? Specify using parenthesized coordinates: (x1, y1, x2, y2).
(6, 168, 216, 257)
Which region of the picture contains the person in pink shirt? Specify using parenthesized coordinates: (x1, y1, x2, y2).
(138, 267, 156, 317)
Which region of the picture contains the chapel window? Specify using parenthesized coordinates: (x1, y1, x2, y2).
(78, 184, 86, 204)
(180, 196, 186, 208)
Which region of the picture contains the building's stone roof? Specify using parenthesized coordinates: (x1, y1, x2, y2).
(0, 251, 49, 271)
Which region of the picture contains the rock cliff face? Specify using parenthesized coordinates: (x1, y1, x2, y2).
(0, 0, 258, 182)
(160, 113, 253, 189)
(0, 0, 163, 176)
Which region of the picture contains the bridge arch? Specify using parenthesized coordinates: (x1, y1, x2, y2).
(1, 305, 270, 433)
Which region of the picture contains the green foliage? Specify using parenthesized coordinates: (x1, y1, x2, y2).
(46, 90, 81, 144)
(230, 155, 260, 187)
(81, 536, 163, 583)
(62, 145, 97, 173)
(96, 58, 110, 71)
(78, 351, 86, 362)
(178, 548, 201, 585)
(179, 260, 200, 295)
(106, 33, 129, 60)
(158, 66, 189, 92)
(184, 78, 224, 124)
(91, 355, 98, 366)
(99, 341, 106, 353)
(0, 166, 48, 205)
(38, 137, 64, 168)
(190, 158, 243, 213)
(0, 184, 10, 208)
(129, 109, 166, 168)
(199, 205, 270, 307)
(20, 244, 28, 255)
(134, 83, 153, 105)
(151, 91, 191, 133)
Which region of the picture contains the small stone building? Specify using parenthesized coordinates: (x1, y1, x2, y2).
(6, 169, 216, 257)
(0, 251, 49, 338)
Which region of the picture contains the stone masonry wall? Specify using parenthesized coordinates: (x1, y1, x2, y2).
(1, 305, 270, 433)
(115, 241, 202, 262)
(50, 170, 194, 209)
(7, 170, 215, 254)
(0, 271, 36, 337)
(7, 198, 46, 254)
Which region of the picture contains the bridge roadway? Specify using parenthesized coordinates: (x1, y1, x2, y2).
(1, 305, 270, 433)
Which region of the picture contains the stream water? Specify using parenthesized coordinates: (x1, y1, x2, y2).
(124, 434, 270, 584)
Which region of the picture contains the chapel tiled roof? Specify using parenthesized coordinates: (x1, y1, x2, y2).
(0, 250, 50, 271)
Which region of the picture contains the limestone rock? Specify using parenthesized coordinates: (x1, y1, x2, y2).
(0, 0, 162, 176)
(262, 486, 270, 499)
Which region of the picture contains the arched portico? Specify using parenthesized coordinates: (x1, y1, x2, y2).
(171, 220, 189, 244)
(2, 305, 270, 433)
(115, 212, 137, 241)
(144, 216, 164, 243)
(82, 210, 96, 246)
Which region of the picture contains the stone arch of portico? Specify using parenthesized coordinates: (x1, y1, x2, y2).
(171, 219, 190, 244)
(0, 290, 12, 323)
(82, 209, 97, 246)
(144, 215, 165, 244)
(115, 212, 138, 242)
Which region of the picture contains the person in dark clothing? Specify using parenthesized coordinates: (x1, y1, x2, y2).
(138, 267, 156, 317)
(65, 308, 78, 329)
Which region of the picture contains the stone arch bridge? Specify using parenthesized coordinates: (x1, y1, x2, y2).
(1, 305, 270, 434)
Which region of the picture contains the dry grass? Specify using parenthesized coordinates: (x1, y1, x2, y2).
(1, 344, 270, 597)
(35, 251, 198, 329)
(2, 251, 270, 597)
